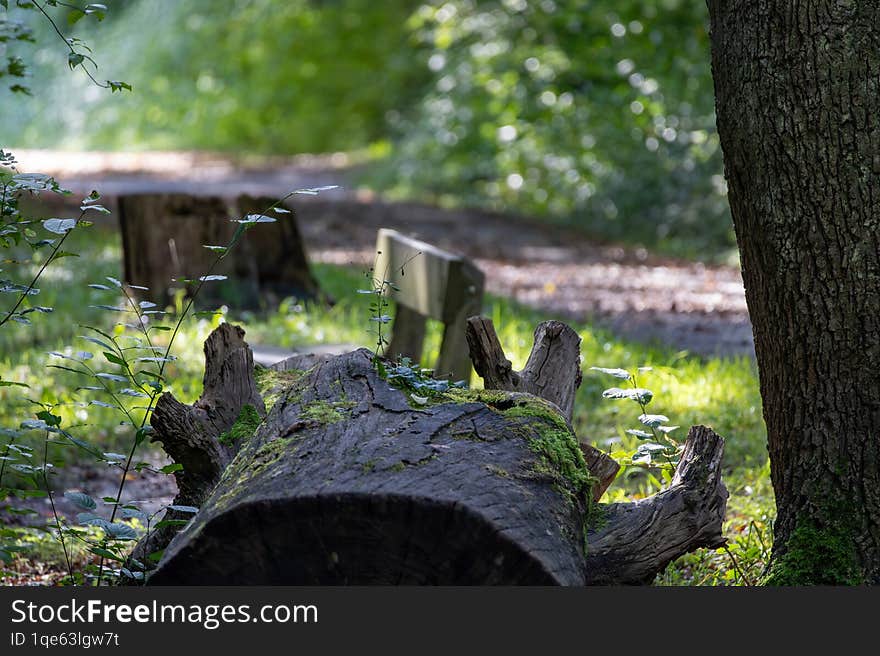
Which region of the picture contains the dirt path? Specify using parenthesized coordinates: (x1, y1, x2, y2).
(15, 149, 753, 357)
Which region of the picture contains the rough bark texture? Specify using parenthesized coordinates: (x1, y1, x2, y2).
(707, 2, 880, 583)
(466, 317, 582, 421)
(130, 323, 264, 564)
(117, 193, 321, 310)
(584, 425, 727, 584)
(143, 326, 727, 585)
(234, 195, 323, 305)
(466, 316, 619, 500)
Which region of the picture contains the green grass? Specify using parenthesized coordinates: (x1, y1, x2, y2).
(0, 223, 773, 584)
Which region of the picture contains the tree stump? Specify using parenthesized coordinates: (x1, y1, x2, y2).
(141, 325, 727, 585)
(117, 193, 321, 310)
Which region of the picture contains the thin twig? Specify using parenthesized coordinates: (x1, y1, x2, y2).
(0, 210, 84, 329)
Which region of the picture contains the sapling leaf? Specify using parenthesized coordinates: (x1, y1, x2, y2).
(80, 204, 110, 214)
(235, 214, 275, 224)
(89, 547, 124, 562)
(102, 352, 125, 366)
(602, 387, 653, 404)
(105, 522, 138, 540)
(168, 505, 198, 514)
(90, 305, 130, 313)
(42, 217, 76, 234)
(20, 419, 50, 431)
(119, 388, 148, 398)
(95, 372, 128, 383)
(590, 366, 632, 379)
(121, 507, 146, 520)
(638, 414, 669, 427)
(35, 411, 61, 427)
(64, 491, 96, 510)
(637, 443, 669, 454)
(68, 52, 85, 69)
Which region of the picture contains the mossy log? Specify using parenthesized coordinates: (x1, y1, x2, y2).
(142, 325, 727, 585)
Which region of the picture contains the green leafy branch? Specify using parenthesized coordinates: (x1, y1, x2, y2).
(590, 366, 682, 476)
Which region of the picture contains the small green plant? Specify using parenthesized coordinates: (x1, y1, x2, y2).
(384, 356, 465, 405)
(358, 249, 421, 370)
(357, 272, 394, 368)
(2, 0, 127, 377)
(1, 0, 131, 95)
(590, 366, 682, 481)
(357, 250, 468, 402)
(0, 186, 336, 585)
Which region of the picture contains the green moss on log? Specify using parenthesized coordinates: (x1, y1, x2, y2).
(501, 398, 594, 500)
(442, 388, 513, 406)
(218, 404, 262, 445)
(299, 399, 353, 425)
(255, 367, 310, 409)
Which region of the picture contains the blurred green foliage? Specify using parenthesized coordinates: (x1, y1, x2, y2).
(2, 0, 426, 153)
(1, 0, 733, 258)
(382, 0, 732, 258)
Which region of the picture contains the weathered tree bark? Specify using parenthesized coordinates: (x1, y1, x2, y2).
(466, 317, 581, 421)
(583, 425, 726, 584)
(234, 195, 323, 305)
(466, 316, 619, 500)
(141, 325, 727, 585)
(707, 2, 880, 583)
(117, 193, 321, 310)
(128, 323, 264, 565)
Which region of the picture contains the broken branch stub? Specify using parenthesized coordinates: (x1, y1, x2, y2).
(465, 316, 619, 500)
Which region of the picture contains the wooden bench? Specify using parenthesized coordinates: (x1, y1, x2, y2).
(373, 228, 485, 382)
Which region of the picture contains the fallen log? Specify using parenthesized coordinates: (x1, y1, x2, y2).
(140, 324, 727, 585)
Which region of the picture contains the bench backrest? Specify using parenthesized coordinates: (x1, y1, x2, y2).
(373, 228, 484, 382)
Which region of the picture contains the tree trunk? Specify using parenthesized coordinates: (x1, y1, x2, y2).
(141, 326, 727, 585)
(234, 195, 323, 306)
(707, 1, 880, 583)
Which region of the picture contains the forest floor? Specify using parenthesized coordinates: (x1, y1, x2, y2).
(3, 151, 767, 585)
(15, 149, 753, 358)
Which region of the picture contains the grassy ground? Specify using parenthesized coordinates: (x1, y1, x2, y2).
(0, 223, 773, 585)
